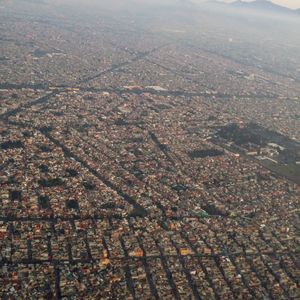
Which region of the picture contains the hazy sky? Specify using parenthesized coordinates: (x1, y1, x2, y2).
(41, 0, 300, 10)
(219, 0, 300, 9)
(263, 0, 300, 9)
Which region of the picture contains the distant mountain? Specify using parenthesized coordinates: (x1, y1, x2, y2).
(230, 0, 294, 14)
(201, 0, 299, 16)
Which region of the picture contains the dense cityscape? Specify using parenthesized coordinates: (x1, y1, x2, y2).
(1, 0, 300, 299)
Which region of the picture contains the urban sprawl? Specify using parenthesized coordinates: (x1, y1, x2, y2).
(1, 3, 300, 299)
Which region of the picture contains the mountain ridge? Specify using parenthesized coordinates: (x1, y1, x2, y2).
(230, 0, 295, 13)
(202, 0, 300, 16)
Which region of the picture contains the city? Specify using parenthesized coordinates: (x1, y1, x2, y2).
(1, 0, 300, 299)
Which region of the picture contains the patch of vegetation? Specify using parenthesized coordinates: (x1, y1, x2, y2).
(132, 168, 145, 180)
(201, 204, 227, 217)
(1, 140, 23, 150)
(9, 190, 22, 201)
(129, 205, 148, 218)
(52, 111, 64, 116)
(66, 199, 79, 210)
(171, 206, 178, 212)
(33, 49, 48, 57)
(208, 115, 217, 121)
(39, 126, 53, 134)
(115, 118, 127, 126)
(101, 202, 116, 209)
(111, 214, 123, 219)
(82, 181, 96, 190)
(39, 144, 52, 152)
(291, 115, 300, 120)
(188, 149, 224, 159)
(66, 168, 79, 177)
(38, 177, 64, 187)
(7, 176, 17, 184)
(131, 137, 144, 143)
(155, 104, 172, 110)
(38, 195, 51, 209)
(262, 161, 300, 184)
(39, 164, 49, 173)
(22, 131, 32, 138)
(171, 184, 188, 192)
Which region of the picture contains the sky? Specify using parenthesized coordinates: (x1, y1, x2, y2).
(29, 0, 300, 10)
(262, 0, 300, 9)
(218, 0, 300, 9)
